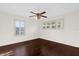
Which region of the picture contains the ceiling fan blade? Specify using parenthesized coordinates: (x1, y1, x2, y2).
(40, 11, 46, 14)
(42, 16, 47, 18)
(29, 15, 36, 17)
(30, 11, 36, 14)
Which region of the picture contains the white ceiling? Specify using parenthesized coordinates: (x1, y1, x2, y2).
(0, 3, 79, 18)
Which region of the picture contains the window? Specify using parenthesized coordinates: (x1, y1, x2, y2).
(15, 20, 25, 36)
(42, 18, 64, 29)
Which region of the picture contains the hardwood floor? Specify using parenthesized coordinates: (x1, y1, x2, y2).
(0, 38, 79, 56)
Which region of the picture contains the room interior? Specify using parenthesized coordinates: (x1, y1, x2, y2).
(0, 3, 79, 56)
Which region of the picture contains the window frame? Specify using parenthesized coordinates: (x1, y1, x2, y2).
(14, 19, 25, 36)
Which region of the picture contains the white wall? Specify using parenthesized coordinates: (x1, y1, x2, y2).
(39, 11, 79, 47)
(1, 11, 79, 48)
(0, 12, 38, 46)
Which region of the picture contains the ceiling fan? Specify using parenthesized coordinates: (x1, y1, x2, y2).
(29, 11, 47, 20)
